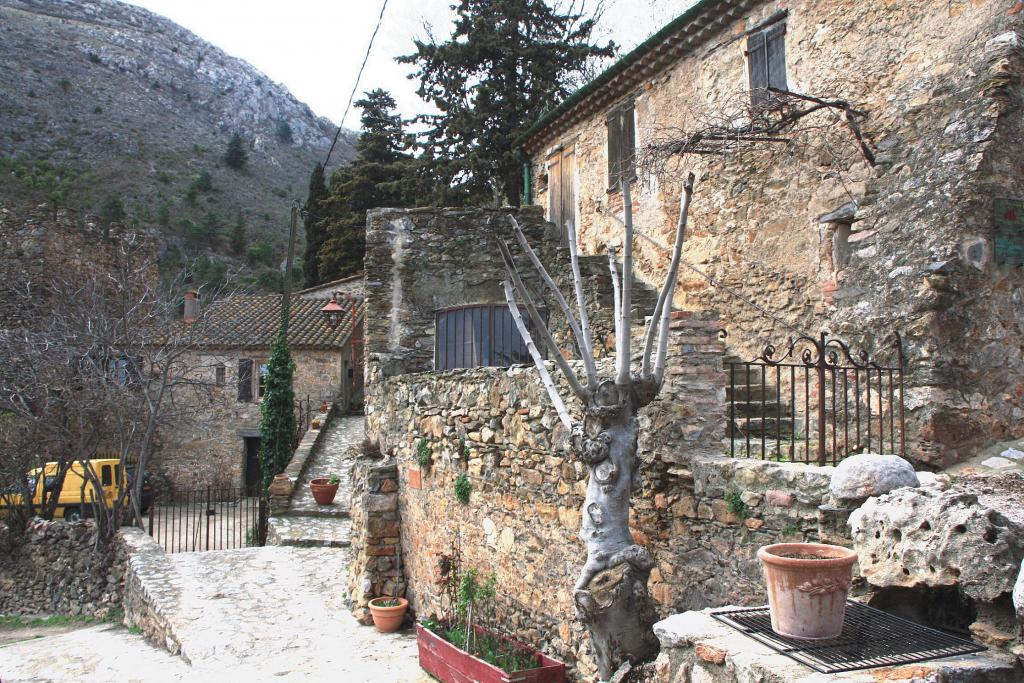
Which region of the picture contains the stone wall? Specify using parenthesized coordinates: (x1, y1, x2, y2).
(0, 518, 128, 618)
(364, 312, 853, 678)
(154, 348, 345, 491)
(347, 459, 404, 624)
(527, 0, 1024, 467)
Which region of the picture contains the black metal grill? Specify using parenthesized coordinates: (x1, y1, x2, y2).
(710, 601, 986, 674)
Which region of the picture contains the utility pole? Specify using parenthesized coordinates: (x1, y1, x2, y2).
(281, 202, 299, 327)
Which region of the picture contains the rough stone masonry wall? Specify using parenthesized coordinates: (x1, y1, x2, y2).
(347, 459, 404, 624)
(368, 315, 816, 679)
(0, 518, 128, 618)
(154, 347, 343, 492)
(530, 0, 1024, 467)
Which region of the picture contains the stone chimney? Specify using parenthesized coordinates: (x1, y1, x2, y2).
(183, 291, 201, 323)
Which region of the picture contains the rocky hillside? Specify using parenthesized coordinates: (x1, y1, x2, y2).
(0, 0, 354, 285)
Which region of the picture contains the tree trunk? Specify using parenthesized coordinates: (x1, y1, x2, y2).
(571, 381, 660, 680)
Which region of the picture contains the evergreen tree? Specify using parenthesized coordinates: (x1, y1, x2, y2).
(258, 321, 296, 492)
(201, 210, 221, 242)
(301, 163, 329, 287)
(399, 0, 614, 206)
(230, 211, 247, 255)
(99, 194, 125, 233)
(317, 90, 422, 281)
(224, 133, 249, 170)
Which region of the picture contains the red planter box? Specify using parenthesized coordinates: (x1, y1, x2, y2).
(416, 624, 566, 683)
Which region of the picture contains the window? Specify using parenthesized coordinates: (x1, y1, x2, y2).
(606, 101, 635, 191)
(747, 23, 787, 107)
(258, 363, 269, 399)
(238, 359, 253, 402)
(101, 465, 113, 487)
(434, 304, 547, 371)
(215, 364, 226, 386)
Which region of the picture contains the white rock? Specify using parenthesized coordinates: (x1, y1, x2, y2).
(1000, 448, 1024, 461)
(829, 453, 920, 501)
(1014, 558, 1024, 623)
(981, 456, 1018, 471)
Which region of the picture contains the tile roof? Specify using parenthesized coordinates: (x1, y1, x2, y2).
(189, 294, 361, 350)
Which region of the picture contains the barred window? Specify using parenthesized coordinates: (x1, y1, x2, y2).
(434, 304, 547, 371)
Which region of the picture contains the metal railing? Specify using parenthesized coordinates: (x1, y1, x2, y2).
(146, 486, 267, 553)
(727, 332, 905, 465)
(294, 395, 312, 446)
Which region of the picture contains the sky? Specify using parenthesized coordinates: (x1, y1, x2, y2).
(124, 0, 692, 129)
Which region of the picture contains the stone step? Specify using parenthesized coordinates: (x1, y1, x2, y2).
(730, 401, 790, 418)
(728, 416, 796, 437)
(266, 515, 351, 548)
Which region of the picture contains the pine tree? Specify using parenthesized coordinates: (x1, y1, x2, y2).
(399, 0, 614, 206)
(301, 163, 329, 287)
(317, 90, 422, 281)
(258, 321, 296, 492)
(201, 210, 221, 244)
(230, 211, 247, 255)
(224, 133, 249, 171)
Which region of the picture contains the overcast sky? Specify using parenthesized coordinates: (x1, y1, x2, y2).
(124, 0, 692, 129)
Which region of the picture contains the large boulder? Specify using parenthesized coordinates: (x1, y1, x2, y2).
(829, 453, 920, 501)
(849, 486, 1024, 602)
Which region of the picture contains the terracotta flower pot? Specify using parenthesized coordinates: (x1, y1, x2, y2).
(309, 478, 339, 505)
(757, 542, 857, 640)
(368, 597, 408, 633)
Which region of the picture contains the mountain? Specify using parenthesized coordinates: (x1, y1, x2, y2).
(0, 0, 355, 286)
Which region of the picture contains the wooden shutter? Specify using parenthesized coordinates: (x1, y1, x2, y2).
(766, 24, 787, 91)
(547, 150, 563, 229)
(621, 103, 635, 184)
(607, 108, 622, 190)
(607, 104, 635, 190)
(747, 31, 768, 106)
(237, 358, 253, 402)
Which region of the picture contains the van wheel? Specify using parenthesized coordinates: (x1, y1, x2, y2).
(65, 507, 82, 522)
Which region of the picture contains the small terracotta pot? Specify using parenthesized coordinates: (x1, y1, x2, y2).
(309, 478, 339, 505)
(267, 474, 292, 497)
(757, 542, 857, 640)
(368, 597, 408, 633)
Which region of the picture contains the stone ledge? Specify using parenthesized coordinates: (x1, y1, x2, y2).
(271, 403, 338, 513)
(653, 609, 1021, 683)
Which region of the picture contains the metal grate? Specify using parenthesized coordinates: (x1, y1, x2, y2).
(710, 601, 986, 674)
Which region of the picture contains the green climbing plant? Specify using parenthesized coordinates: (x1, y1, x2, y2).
(417, 437, 432, 469)
(454, 474, 472, 505)
(725, 490, 748, 518)
(258, 322, 296, 493)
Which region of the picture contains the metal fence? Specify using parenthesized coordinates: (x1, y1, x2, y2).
(727, 332, 905, 465)
(146, 486, 267, 553)
(294, 395, 313, 446)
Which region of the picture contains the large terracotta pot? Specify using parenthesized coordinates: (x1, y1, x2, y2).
(757, 542, 857, 640)
(308, 478, 339, 505)
(368, 597, 408, 633)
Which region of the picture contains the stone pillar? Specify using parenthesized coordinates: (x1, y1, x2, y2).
(347, 458, 404, 625)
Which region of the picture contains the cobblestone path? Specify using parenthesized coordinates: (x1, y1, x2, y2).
(267, 414, 364, 548)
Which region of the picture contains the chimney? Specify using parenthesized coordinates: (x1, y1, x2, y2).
(183, 291, 201, 323)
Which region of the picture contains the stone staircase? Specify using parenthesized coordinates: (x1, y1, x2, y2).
(266, 414, 363, 548)
(724, 355, 811, 459)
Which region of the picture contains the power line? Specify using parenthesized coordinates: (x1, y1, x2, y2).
(321, 0, 390, 169)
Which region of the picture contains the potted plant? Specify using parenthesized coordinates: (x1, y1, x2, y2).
(416, 537, 566, 683)
(757, 542, 858, 639)
(311, 418, 322, 430)
(369, 596, 409, 633)
(309, 474, 340, 505)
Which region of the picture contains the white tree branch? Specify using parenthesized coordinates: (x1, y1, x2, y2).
(565, 217, 596, 387)
(608, 245, 622, 361)
(616, 178, 635, 386)
(503, 279, 573, 429)
(643, 172, 695, 380)
(497, 239, 590, 402)
(508, 216, 597, 389)
(653, 173, 696, 385)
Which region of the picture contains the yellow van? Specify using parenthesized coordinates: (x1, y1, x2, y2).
(1, 459, 124, 520)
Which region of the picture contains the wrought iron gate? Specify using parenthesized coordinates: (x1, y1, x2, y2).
(727, 332, 905, 465)
(147, 486, 267, 553)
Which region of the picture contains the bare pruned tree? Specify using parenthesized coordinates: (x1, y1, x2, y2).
(0, 238, 236, 543)
(497, 173, 695, 680)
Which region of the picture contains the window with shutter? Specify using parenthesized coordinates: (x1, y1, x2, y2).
(747, 23, 787, 107)
(606, 102, 635, 191)
(238, 358, 253, 402)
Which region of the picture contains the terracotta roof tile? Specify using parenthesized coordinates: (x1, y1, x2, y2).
(190, 294, 361, 350)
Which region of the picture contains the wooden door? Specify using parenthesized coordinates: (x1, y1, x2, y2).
(547, 145, 576, 246)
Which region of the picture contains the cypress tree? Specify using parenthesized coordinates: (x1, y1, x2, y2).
(317, 89, 421, 281)
(224, 133, 249, 171)
(230, 211, 247, 255)
(301, 163, 329, 287)
(399, 0, 614, 206)
(258, 321, 296, 492)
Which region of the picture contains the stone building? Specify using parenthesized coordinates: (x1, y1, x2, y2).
(154, 292, 362, 491)
(518, 0, 1024, 468)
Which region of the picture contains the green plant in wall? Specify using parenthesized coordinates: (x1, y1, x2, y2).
(780, 523, 801, 537)
(724, 490, 748, 519)
(459, 435, 470, 459)
(454, 473, 472, 505)
(416, 437, 432, 469)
